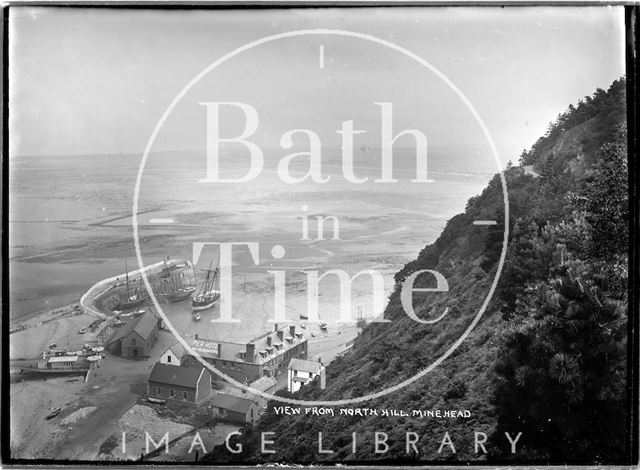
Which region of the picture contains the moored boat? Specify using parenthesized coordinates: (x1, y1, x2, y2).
(192, 258, 220, 312)
(115, 258, 149, 311)
(160, 258, 197, 302)
(164, 285, 196, 303)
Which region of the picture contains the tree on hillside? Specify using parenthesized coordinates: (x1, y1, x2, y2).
(492, 132, 629, 462)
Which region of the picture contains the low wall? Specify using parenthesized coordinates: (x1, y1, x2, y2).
(79, 259, 191, 319)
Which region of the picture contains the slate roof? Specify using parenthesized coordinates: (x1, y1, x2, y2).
(107, 310, 158, 345)
(148, 363, 204, 389)
(288, 358, 323, 374)
(187, 325, 306, 365)
(211, 393, 257, 414)
(166, 342, 187, 360)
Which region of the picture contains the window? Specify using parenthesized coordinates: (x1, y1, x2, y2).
(167, 356, 172, 363)
(170, 389, 175, 397)
(131, 338, 136, 346)
(156, 387, 161, 395)
(183, 391, 187, 400)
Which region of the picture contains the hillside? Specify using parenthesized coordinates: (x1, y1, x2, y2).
(205, 78, 629, 464)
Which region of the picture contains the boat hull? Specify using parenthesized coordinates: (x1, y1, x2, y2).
(192, 298, 219, 312)
(164, 287, 196, 303)
(45, 408, 61, 420)
(116, 295, 148, 311)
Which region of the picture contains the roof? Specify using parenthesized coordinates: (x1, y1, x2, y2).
(288, 358, 322, 374)
(107, 311, 157, 345)
(211, 393, 257, 414)
(49, 356, 79, 363)
(166, 342, 186, 360)
(250, 375, 277, 392)
(132, 311, 158, 340)
(190, 338, 245, 362)
(148, 363, 205, 388)
(186, 325, 307, 366)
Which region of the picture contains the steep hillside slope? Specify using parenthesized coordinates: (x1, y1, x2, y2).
(206, 78, 629, 464)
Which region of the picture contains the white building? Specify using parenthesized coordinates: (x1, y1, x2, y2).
(287, 358, 324, 393)
(160, 342, 186, 366)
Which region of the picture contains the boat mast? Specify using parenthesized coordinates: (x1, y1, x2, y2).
(210, 256, 220, 291)
(196, 260, 213, 297)
(124, 258, 131, 299)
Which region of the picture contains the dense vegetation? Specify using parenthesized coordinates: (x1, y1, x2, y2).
(205, 78, 629, 464)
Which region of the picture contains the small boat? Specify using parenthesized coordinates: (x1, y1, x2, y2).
(45, 407, 61, 420)
(78, 327, 87, 334)
(320, 323, 328, 330)
(299, 313, 309, 320)
(147, 397, 166, 404)
(192, 312, 201, 321)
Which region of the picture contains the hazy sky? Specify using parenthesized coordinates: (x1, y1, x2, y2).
(9, 7, 625, 167)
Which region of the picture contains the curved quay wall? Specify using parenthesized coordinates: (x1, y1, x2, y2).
(79, 259, 192, 319)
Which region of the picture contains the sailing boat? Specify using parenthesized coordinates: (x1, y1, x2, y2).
(115, 258, 148, 311)
(192, 258, 220, 314)
(162, 259, 196, 303)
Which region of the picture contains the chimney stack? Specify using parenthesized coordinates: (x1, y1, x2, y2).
(289, 325, 295, 337)
(267, 336, 272, 347)
(277, 330, 284, 341)
(245, 343, 255, 362)
(274, 323, 278, 332)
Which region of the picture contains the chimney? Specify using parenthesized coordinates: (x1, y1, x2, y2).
(266, 336, 272, 347)
(245, 343, 255, 362)
(195, 334, 198, 339)
(274, 323, 278, 332)
(276, 330, 284, 341)
(289, 325, 295, 337)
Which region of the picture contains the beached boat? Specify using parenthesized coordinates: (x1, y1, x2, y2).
(160, 258, 197, 302)
(115, 258, 149, 311)
(320, 323, 328, 330)
(164, 285, 196, 303)
(192, 311, 201, 321)
(147, 397, 166, 404)
(299, 313, 309, 320)
(192, 258, 220, 312)
(45, 407, 61, 420)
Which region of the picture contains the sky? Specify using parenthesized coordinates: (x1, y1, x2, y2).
(9, 6, 626, 169)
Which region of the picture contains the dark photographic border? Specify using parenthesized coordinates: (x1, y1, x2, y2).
(1, 3, 638, 467)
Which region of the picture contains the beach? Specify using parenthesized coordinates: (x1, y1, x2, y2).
(9, 151, 491, 459)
